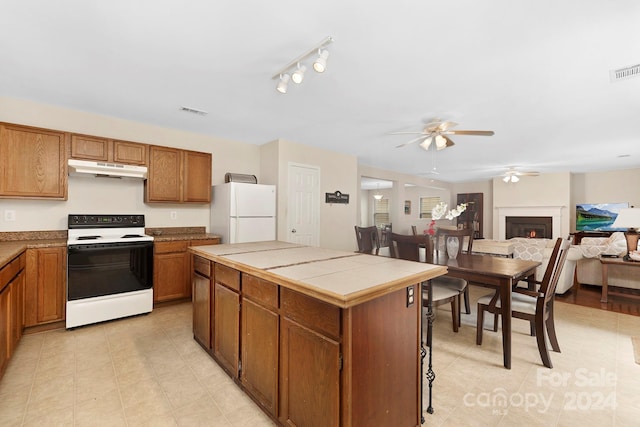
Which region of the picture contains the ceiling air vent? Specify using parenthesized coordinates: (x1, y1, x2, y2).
(609, 64, 640, 83)
(179, 106, 208, 116)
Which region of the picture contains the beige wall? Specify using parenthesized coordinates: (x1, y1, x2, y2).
(262, 139, 358, 251)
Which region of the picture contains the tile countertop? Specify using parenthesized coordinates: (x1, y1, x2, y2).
(190, 241, 447, 308)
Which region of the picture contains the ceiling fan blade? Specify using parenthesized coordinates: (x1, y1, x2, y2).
(388, 131, 427, 135)
(516, 171, 540, 176)
(437, 121, 458, 131)
(446, 130, 495, 136)
(396, 135, 428, 148)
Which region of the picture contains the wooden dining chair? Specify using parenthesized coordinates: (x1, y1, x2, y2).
(476, 238, 570, 368)
(354, 225, 381, 255)
(411, 225, 418, 236)
(434, 228, 475, 315)
(389, 233, 460, 332)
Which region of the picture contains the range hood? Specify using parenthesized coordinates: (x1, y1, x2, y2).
(68, 159, 148, 179)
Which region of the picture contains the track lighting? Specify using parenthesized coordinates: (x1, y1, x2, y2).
(313, 49, 330, 73)
(272, 36, 333, 93)
(276, 74, 290, 94)
(291, 63, 306, 84)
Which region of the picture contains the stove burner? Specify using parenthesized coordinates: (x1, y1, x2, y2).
(77, 235, 101, 240)
(122, 234, 144, 238)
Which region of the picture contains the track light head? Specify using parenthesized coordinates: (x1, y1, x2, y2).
(291, 63, 307, 84)
(276, 74, 290, 94)
(313, 49, 330, 73)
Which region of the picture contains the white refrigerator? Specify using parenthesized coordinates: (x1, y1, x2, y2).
(210, 182, 276, 244)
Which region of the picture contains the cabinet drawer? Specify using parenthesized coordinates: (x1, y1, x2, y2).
(281, 288, 340, 339)
(1, 253, 25, 290)
(242, 274, 278, 310)
(193, 256, 211, 278)
(154, 241, 188, 254)
(215, 263, 240, 291)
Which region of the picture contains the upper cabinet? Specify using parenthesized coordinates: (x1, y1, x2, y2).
(0, 123, 68, 199)
(70, 134, 148, 165)
(145, 146, 211, 203)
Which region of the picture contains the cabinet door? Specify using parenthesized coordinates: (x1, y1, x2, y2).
(241, 298, 279, 416)
(154, 251, 189, 302)
(33, 248, 66, 324)
(213, 283, 240, 377)
(0, 123, 68, 199)
(183, 150, 211, 203)
(145, 146, 182, 202)
(0, 285, 9, 374)
(192, 271, 211, 349)
(279, 318, 340, 427)
(113, 140, 148, 165)
(70, 134, 110, 161)
(9, 271, 25, 355)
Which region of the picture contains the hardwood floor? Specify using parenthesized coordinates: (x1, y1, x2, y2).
(556, 282, 640, 316)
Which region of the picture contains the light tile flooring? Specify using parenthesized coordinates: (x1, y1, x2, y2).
(0, 287, 639, 426)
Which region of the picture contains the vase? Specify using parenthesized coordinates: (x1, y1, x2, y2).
(446, 237, 459, 259)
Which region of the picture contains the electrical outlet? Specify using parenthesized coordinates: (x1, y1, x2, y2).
(406, 285, 415, 307)
(4, 210, 16, 221)
(170, 211, 177, 220)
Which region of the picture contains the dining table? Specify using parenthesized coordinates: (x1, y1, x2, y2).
(431, 252, 540, 369)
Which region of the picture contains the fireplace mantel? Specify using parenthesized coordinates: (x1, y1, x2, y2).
(496, 206, 564, 240)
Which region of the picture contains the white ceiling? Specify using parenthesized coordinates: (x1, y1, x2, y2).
(2, 0, 639, 183)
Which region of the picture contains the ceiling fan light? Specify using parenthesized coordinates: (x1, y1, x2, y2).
(435, 135, 447, 150)
(503, 176, 510, 183)
(276, 73, 290, 94)
(291, 64, 306, 84)
(419, 136, 433, 151)
(511, 175, 520, 183)
(313, 49, 330, 73)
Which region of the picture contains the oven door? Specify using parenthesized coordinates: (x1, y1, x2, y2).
(67, 241, 153, 301)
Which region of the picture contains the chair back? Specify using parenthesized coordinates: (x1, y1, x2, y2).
(354, 226, 380, 255)
(434, 228, 475, 255)
(379, 223, 392, 247)
(389, 233, 433, 263)
(411, 225, 418, 236)
(539, 238, 570, 305)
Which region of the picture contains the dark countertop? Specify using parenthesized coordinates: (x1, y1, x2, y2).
(0, 226, 220, 269)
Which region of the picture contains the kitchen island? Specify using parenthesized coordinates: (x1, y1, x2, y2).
(189, 241, 446, 427)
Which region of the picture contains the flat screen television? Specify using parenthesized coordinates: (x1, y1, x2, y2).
(576, 202, 629, 231)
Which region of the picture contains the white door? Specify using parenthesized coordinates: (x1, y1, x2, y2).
(287, 163, 320, 246)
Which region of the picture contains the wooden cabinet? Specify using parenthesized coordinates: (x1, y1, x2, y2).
(279, 288, 341, 427)
(70, 134, 148, 165)
(1, 253, 26, 378)
(192, 255, 212, 349)
(145, 146, 212, 203)
(154, 241, 189, 303)
(0, 123, 68, 199)
(155, 238, 220, 304)
(213, 263, 241, 377)
(457, 192, 483, 239)
(24, 247, 66, 326)
(241, 274, 279, 416)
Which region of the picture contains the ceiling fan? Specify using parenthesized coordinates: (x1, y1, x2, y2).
(501, 167, 540, 183)
(391, 119, 495, 151)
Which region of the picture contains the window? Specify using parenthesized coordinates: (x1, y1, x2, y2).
(420, 196, 441, 219)
(373, 198, 389, 227)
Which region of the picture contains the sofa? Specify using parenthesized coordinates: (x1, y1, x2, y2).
(575, 232, 640, 290)
(509, 237, 582, 294)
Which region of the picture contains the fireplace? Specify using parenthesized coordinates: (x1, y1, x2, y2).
(506, 216, 552, 239)
(496, 206, 564, 241)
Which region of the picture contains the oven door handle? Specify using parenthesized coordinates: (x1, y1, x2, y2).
(68, 241, 153, 253)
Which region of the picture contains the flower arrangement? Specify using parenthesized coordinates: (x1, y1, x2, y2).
(425, 202, 468, 236)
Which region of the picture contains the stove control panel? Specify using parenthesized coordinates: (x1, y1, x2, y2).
(68, 214, 145, 229)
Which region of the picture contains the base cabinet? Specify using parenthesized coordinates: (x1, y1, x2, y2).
(1, 253, 26, 378)
(194, 259, 421, 427)
(24, 247, 66, 327)
(192, 255, 212, 349)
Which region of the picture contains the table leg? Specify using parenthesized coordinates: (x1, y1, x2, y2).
(601, 262, 609, 303)
(500, 279, 512, 369)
